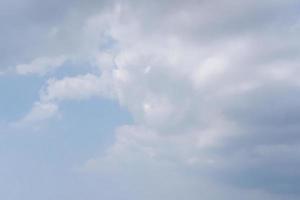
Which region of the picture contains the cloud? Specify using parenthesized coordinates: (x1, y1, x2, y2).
(40, 73, 114, 102)
(0, 0, 111, 71)
(15, 102, 59, 127)
(18, 72, 114, 123)
(15, 56, 66, 75)
(77, 0, 300, 198)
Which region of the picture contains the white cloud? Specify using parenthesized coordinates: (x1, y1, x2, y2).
(19, 102, 59, 124)
(40, 73, 114, 102)
(77, 0, 300, 198)
(18, 72, 115, 123)
(15, 56, 66, 75)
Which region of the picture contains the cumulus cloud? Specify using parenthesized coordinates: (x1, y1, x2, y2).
(78, 0, 300, 198)
(19, 72, 115, 123)
(40, 73, 114, 102)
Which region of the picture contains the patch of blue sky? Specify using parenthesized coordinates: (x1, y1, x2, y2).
(0, 74, 43, 123)
(0, 60, 132, 200)
(0, 96, 133, 199)
(48, 59, 100, 79)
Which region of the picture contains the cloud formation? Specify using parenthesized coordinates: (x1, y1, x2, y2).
(82, 0, 300, 197)
(6, 0, 300, 199)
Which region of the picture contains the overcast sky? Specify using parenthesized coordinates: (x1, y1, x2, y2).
(1, 0, 300, 199)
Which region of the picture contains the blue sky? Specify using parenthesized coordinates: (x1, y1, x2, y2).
(0, 68, 132, 199)
(1, 0, 300, 199)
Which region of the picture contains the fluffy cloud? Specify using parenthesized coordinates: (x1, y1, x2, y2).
(40, 73, 114, 102)
(19, 72, 114, 123)
(79, 0, 300, 198)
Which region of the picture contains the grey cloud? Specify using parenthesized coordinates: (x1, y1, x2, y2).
(87, 0, 300, 197)
(0, 0, 111, 70)
(208, 83, 300, 193)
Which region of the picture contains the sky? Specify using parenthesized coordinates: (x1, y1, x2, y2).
(0, 0, 300, 199)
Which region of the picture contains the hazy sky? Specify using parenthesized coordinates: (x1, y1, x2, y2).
(1, 0, 300, 199)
